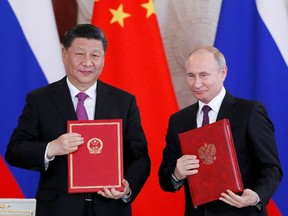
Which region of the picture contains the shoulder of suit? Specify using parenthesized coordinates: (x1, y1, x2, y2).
(233, 96, 263, 106)
(27, 78, 64, 96)
(98, 80, 134, 97)
(229, 96, 267, 115)
(170, 103, 196, 120)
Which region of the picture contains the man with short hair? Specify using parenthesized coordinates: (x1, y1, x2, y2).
(6, 24, 150, 216)
(158, 46, 282, 216)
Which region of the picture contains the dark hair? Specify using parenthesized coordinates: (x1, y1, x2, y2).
(62, 24, 108, 53)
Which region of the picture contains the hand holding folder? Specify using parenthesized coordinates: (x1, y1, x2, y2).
(178, 119, 243, 206)
(67, 119, 124, 193)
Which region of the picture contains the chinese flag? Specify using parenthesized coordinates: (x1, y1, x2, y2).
(92, 0, 184, 215)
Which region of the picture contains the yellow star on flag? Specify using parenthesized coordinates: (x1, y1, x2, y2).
(141, 0, 156, 18)
(109, 4, 131, 27)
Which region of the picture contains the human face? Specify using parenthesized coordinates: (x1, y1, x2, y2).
(62, 38, 105, 91)
(185, 51, 227, 104)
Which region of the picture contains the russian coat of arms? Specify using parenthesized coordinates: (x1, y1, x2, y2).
(198, 143, 216, 165)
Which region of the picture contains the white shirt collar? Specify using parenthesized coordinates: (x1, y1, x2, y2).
(198, 87, 226, 113)
(66, 77, 97, 100)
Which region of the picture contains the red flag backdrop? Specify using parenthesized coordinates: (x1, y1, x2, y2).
(92, 0, 184, 215)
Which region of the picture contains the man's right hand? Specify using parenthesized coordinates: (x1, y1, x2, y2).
(173, 155, 200, 181)
(47, 133, 84, 158)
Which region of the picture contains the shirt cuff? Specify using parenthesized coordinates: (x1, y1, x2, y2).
(44, 142, 55, 170)
(121, 189, 132, 203)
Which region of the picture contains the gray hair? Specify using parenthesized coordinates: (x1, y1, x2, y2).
(189, 46, 226, 70)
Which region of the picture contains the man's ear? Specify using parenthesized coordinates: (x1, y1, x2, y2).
(62, 47, 67, 64)
(221, 66, 228, 81)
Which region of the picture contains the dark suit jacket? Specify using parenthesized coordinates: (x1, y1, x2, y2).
(158, 92, 282, 216)
(6, 77, 151, 216)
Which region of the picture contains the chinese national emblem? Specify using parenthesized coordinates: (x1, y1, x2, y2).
(87, 138, 103, 154)
(198, 143, 216, 165)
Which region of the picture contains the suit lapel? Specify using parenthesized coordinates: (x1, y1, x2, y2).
(94, 80, 113, 119)
(190, 103, 198, 129)
(217, 92, 237, 120)
(51, 77, 77, 121)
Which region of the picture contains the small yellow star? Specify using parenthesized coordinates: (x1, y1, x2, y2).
(109, 4, 131, 27)
(141, 0, 156, 18)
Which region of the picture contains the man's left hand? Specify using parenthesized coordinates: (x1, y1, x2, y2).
(98, 179, 130, 200)
(219, 189, 259, 208)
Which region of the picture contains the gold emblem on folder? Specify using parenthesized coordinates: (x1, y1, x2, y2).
(87, 138, 103, 154)
(198, 143, 216, 165)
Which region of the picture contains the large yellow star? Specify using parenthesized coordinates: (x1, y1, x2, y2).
(141, 0, 156, 18)
(109, 4, 131, 27)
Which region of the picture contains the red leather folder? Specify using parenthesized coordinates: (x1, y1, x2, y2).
(67, 119, 123, 193)
(178, 119, 243, 206)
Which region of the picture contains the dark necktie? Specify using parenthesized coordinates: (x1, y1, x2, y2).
(76, 92, 89, 120)
(201, 105, 211, 126)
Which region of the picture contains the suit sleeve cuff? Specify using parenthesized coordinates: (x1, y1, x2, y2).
(171, 173, 184, 190)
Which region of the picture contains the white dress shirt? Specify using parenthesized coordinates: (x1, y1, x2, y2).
(67, 78, 97, 120)
(197, 87, 226, 128)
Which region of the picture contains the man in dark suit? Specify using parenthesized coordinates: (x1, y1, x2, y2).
(158, 46, 282, 216)
(5, 24, 150, 216)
